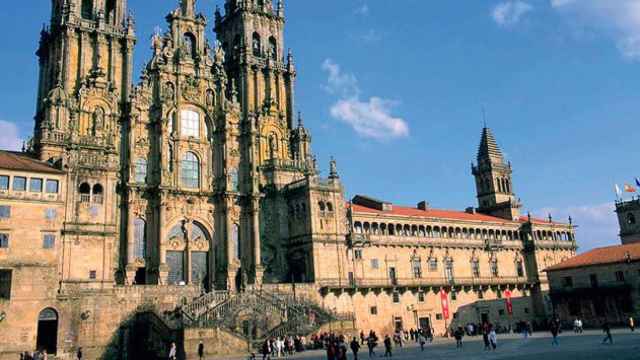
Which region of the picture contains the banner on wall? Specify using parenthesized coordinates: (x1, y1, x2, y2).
(440, 289, 450, 320)
(505, 289, 513, 315)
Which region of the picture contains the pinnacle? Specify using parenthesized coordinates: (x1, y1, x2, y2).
(477, 127, 504, 163)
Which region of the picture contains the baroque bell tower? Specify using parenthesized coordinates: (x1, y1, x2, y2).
(34, 0, 136, 285)
(472, 127, 521, 220)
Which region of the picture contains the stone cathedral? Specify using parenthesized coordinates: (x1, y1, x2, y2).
(0, 0, 578, 358)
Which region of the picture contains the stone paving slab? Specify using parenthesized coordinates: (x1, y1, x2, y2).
(213, 330, 640, 360)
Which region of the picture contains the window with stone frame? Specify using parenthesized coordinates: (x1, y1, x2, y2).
(370, 258, 379, 269)
(0, 234, 8, 248)
(180, 109, 200, 138)
(30, 178, 43, 192)
(0, 269, 11, 300)
(516, 260, 525, 277)
(0, 176, 8, 190)
(45, 180, 59, 194)
(471, 259, 480, 278)
(134, 158, 148, 183)
(490, 259, 499, 277)
(43, 234, 55, 249)
(412, 257, 422, 278)
(181, 152, 200, 189)
(429, 258, 438, 272)
(13, 176, 26, 191)
(0, 206, 10, 219)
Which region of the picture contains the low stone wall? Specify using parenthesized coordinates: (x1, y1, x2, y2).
(184, 328, 250, 359)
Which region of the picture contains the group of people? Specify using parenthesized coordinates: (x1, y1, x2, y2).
(260, 336, 307, 359)
(18, 350, 53, 360)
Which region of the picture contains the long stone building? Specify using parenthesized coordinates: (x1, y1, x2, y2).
(0, 0, 577, 358)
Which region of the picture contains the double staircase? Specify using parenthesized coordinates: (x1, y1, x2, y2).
(180, 289, 352, 347)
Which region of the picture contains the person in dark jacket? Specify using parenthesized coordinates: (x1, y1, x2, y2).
(76, 347, 83, 360)
(602, 322, 613, 344)
(350, 337, 361, 360)
(383, 335, 393, 357)
(197, 341, 205, 360)
(454, 327, 464, 348)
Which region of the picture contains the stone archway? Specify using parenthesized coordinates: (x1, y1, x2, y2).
(36, 308, 58, 355)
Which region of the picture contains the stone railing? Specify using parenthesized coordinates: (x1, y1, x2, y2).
(317, 276, 532, 290)
(182, 290, 229, 321)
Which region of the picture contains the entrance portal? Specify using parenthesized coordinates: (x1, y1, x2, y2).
(36, 308, 58, 355)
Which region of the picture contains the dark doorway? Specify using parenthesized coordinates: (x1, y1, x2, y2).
(134, 268, 146, 285)
(419, 317, 430, 331)
(481, 313, 489, 324)
(36, 308, 58, 355)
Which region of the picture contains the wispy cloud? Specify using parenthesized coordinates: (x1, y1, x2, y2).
(359, 29, 382, 43)
(551, 0, 640, 61)
(322, 59, 409, 141)
(354, 4, 369, 16)
(0, 120, 23, 151)
(535, 202, 619, 252)
(492, 1, 534, 27)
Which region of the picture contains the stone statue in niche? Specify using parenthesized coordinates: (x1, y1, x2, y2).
(206, 89, 215, 108)
(92, 108, 105, 136)
(268, 135, 278, 159)
(164, 82, 175, 102)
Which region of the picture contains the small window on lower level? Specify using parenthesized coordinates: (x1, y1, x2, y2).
(477, 290, 484, 299)
(0, 234, 8, 248)
(43, 234, 55, 249)
(392, 292, 400, 303)
(0, 206, 10, 219)
(0, 176, 8, 190)
(354, 249, 363, 260)
(418, 292, 425, 302)
(370, 306, 378, 315)
(0, 269, 11, 300)
(89, 270, 97, 280)
(436, 314, 443, 320)
(46, 180, 59, 194)
(13, 177, 26, 191)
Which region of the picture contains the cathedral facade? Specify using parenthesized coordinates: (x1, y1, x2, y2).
(0, 0, 577, 358)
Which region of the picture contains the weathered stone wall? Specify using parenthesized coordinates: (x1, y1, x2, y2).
(183, 327, 250, 359)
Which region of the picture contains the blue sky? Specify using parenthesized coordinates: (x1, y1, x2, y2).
(1, 0, 639, 251)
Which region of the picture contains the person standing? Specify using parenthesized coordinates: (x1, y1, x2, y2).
(261, 339, 271, 360)
(454, 327, 464, 348)
(482, 322, 491, 351)
(629, 317, 635, 332)
(418, 332, 426, 351)
(76, 347, 83, 360)
(602, 322, 613, 345)
(350, 337, 361, 360)
(198, 341, 205, 360)
(383, 335, 393, 357)
(367, 334, 377, 358)
(168, 343, 177, 360)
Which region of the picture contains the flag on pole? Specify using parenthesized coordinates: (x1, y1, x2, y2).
(635, 177, 640, 188)
(625, 184, 637, 193)
(615, 184, 622, 198)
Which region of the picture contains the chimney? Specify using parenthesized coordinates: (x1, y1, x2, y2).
(417, 201, 429, 211)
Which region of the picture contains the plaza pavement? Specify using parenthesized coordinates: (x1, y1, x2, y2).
(218, 329, 639, 360)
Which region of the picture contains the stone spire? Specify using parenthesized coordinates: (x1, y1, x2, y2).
(329, 157, 339, 179)
(477, 127, 504, 165)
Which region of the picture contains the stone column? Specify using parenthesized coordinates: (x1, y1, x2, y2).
(158, 198, 169, 285)
(252, 197, 263, 285)
(125, 204, 136, 285)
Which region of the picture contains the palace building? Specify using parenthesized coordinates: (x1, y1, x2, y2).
(0, 1, 577, 358)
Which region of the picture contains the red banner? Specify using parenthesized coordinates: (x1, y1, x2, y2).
(440, 289, 450, 320)
(504, 290, 513, 315)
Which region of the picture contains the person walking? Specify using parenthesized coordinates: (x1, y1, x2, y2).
(350, 337, 361, 360)
(198, 341, 205, 360)
(168, 343, 177, 360)
(418, 332, 426, 351)
(489, 327, 497, 351)
(76, 347, 83, 360)
(550, 322, 560, 346)
(261, 339, 271, 360)
(367, 334, 377, 358)
(454, 327, 464, 348)
(482, 322, 491, 351)
(383, 335, 393, 357)
(602, 322, 613, 345)
(629, 317, 635, 332)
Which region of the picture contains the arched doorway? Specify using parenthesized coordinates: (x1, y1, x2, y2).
(36, 308, 58, 355)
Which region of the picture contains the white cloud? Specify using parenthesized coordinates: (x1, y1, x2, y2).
(535, 202, 619, 253)
(330, 98, 409, 141)
(492, 1, 533, 27)
(550, 0, 640, 61)
(322, 59, 409, 141)
(0, 120, 23, 151)
(360, 29, 382, 43)
(354, 4, 369, 16)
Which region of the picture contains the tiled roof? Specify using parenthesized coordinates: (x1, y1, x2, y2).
(546, 242, 640, 271)
(0, 151, 64, 174)
(350, 202, 564, 226)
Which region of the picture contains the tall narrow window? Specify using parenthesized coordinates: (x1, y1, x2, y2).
(43, 234, 56, 249)
(79, 183, 91, 203)
(233, 224, 240, 260)
(0, 176, 8, 190)
(411, 257, 422, 278)
(181, 152, 200, 189)
(471, 259, 480, 278)
(490, 259, 499, 277)
(134, 158, 147, 183)
(105, 0, 116, 23)
(252, 33, 261, 56)
(92, 184, 103, 204)
(81, 0, 93, 20)
(134, 218, 146, 259)
(30, 178, 43, 193)
(0, 233, 8, 248)
(516, 260, 524, 277)
(180, 110, 200, 138)
(0, 270, 11, 300)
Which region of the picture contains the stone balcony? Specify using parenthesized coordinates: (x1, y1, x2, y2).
(317, 275, 533, 292)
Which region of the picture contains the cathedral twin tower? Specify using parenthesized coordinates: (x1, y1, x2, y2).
(34, 0, 315, 290)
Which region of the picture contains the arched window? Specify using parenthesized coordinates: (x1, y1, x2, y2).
(79, 183, 91, 203)
(318, 201, 326, 212)
(134, 158, 147, 183)
(269, 37, 277, 59)
(81, 0, 93, 20)
(183, 33, 197, 59)
(134, 218, 146, 259)
(181, 152, 200, 189)
(252, 32, 261, 56)
(92, 184, 103, 204)
(627, 213, 636, 225)
(327, 202, 334, 212)
(105, 0, 116, 23)
(180, 109, 200, 138)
